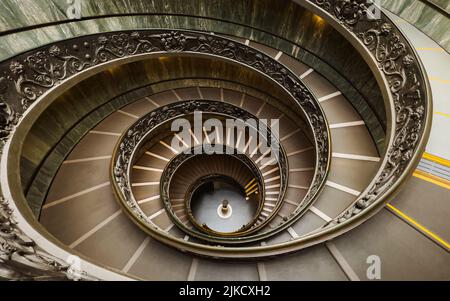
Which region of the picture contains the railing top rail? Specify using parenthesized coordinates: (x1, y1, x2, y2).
(0, 0, 430, 269)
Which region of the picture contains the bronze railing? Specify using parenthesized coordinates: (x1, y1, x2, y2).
(0, 0, 430, 276)
(184, 174, 262, 236)
(163, 147, 266, 239)
(303, 0, 431, 226)
(112, 100, 299, 244)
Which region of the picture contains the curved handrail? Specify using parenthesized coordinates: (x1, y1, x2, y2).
(0, 0, 430, 266)
(112, 100, 299, 244)
(300, 0, 431, 226)
(164, 145, 266, 239)
(0, 29, 329, 262)
(184, 174, 262, 236)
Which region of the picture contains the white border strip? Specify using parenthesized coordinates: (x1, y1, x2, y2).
(287, 227, 299, 239)
(145, 96, 160, 107)
(89, 130, 121, 137)
(148, 208, 165, 220)
(309, 205, 332, 222)
(288, 184, 309, 190)
(172, 89, 183, 101)
(122, 237, 150, 273)
(257, 242, 268, 281)
(145, 151, 170, 162)
(137, 195, 160, 204)
(332, 152, 380, 162)
(287, 146, 314, 157)
(43, 182, 110, 209)
(299, 68, 314, 79)
(131, 182, 160, 187)
(117, 110, 139, 119)
(274, 51, 283, 61)
(329, 121, 365, 129)
(187, 258, 199, 281)
(318, 91, 342, 102)
(197, 87, 204, 99)
(70, 210, 121, 248)
(160, 140, 179, 154)
(326, 181, 361, 196)
(133, 166, 163, 172)
(326, 241, 360, 281)
(63, 155, 111, 164)
(280, 128, 301, 142)
(290, 167, 315, 172)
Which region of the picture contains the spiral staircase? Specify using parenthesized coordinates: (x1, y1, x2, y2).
(0, 0, 449, 281)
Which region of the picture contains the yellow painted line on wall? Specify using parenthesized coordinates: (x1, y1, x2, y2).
(434, 111, 450, 118)
(429, 76, 450, 85)
(386, 204, 450, 251)
(415, 47, 445, 52)
(422, 152, 450, 168)
(413, 170, 450, 190)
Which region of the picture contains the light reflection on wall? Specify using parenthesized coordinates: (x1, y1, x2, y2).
(312, 14, 326, 38)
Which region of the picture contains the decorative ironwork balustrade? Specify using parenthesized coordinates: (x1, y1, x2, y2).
(112, 100, 299, 244)
(0, 0, 430, 275)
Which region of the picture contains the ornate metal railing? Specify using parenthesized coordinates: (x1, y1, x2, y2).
(303, 0, 430, 227)
(0, 28, 329, 271)
(0, 0, 430, 275)
(112, 100, 303, 244)
(184, 174, 262, 236)
(162, 145, 266, 240)
(0, 197, 95, 280)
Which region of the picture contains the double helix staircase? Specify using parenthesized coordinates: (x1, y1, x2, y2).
(0, 0, 447, 281)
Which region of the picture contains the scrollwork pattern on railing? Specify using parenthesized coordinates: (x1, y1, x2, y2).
(161, 144, 267, 240)
(310, 0, 427, 223)
(0, 197, 96, 280)
(0, 29, 328, 266)
(0, 0, 428, 260)
(113, 100, 293, 243)
(0, 30, 327, 203)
